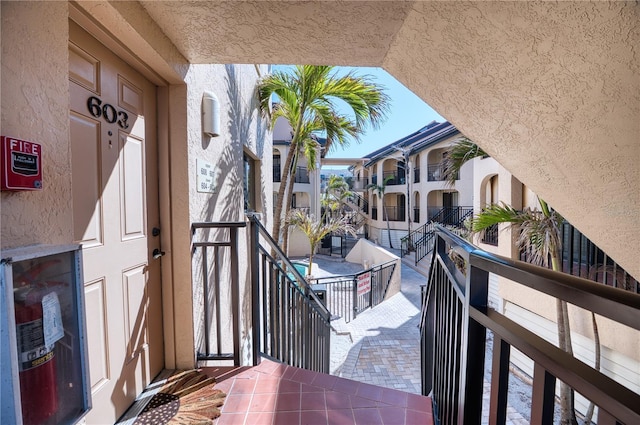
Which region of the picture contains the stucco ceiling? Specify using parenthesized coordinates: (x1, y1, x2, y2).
(124, 1, 639, 278)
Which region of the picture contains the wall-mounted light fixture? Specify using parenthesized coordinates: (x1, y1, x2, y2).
(202, 91, 220, 137)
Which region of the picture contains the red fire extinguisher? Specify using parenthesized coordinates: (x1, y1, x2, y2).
(14, 260, 62, 425)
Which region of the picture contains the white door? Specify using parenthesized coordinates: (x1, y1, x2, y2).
(69, 21, 163, 424)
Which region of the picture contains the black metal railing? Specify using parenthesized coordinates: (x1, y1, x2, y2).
(414, 168, 421, 183)
(402, 207, 473, 264)
(421, 225, 640, 424)
(384, 205, 405, 222)
(309, 260, 397, 323)
(353, 177, 369, 190)
(248, 215, 331, 373)
(561, 222, 639, 293)
(192, 222, 245, 365)
(382, 170, 406, 185)
(481, 223, 499, 246)
(273, 165, 281, 182)
(429, 206, 473, 226)
(347, 192, 369, 214)
(427, 163, 458, 181)
(294, 166, 310, 183)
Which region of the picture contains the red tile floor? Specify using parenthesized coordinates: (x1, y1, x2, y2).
(204, 359, 434, 425)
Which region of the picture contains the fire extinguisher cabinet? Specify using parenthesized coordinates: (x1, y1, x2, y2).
(1, 244, 91, 425)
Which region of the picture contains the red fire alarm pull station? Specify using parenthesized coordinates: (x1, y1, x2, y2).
(1, 136, 43, 191)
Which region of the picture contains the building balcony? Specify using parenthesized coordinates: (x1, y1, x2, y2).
(294, 166, 310, 184)
(382, 170, 406, 186)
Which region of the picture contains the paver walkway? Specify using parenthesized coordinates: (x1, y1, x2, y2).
(304, 253, 425, 394)
(305, 251, 531, 425)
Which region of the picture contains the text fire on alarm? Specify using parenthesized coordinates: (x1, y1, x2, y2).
(1, 136, 43, 191)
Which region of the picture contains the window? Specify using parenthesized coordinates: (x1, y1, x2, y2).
(243, 152, 256, 211)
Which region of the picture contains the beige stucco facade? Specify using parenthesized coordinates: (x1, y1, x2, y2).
(1, 2, 272, 374)
(137, 0, 639, 280)
(1, 0, 638, 421)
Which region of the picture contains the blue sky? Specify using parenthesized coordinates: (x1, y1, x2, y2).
(271, 65, 444, 160)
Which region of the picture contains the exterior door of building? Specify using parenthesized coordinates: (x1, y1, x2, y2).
(68, 21, 163, 424)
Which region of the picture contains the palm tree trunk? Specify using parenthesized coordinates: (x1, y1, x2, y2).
(552, 253, 578, 425)
(281, 163, 298, 257)
(273, 145, 295, 244)
(383, 201, 393, 249)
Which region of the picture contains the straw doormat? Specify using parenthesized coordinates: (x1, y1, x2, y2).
(133, 370, 226, 425)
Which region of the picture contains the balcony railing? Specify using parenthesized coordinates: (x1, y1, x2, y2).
(427, 163, 458, 182)
(520, 221, 639, 294)
(383, 205, 405, 222)
(382, 170, 406, 185)
(352, 177, 370, 190)
(481, 222, 499, 246)
(421, 225, 640, 424)
(294, 166, 310, 183)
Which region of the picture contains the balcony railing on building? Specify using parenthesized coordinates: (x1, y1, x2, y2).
(383, 170, 406, 185)
(273, 165, 281, 183)
(352, 176, 369, 190)
(481, 222, 499, 246)
(294, 166, 310, 183)
(427, 163, 458, 182)
(383, 205, 405, 222)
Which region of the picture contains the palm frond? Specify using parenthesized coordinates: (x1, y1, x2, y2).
(472, 201, 563, 267)
(441, 138, 487, 187)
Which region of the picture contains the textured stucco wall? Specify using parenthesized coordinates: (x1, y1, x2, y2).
(185, 64, 271, 366)
(125, 0, 639, 279)
(382, 1, 640, 278)
(139, 1, 412, 66)
(1, 2, 72, 249)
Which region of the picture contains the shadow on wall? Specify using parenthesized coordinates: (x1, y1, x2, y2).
(194, 64, 269, 362)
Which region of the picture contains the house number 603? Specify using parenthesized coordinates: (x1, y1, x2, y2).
(87, 96, 129, 129)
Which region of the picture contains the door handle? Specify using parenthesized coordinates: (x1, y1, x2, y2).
(152, 248, 165, 259)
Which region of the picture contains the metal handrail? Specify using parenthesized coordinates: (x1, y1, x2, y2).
(308, 260, 397, 323)
(191, 222, 246, 365)
(421, 225, 640, 424)
(249, 216, 329, 316)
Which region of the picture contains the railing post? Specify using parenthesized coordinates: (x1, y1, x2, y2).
(461, 262, 489, 424)
(249, 216, 260, 366)
(352, 276, 358, 320)
(230, 227, 241, 366)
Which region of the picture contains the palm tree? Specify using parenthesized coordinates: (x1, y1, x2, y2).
(442, 138, 577, 424)
(286, 209, 356, 278)
(441, 137, 487, 186)
(471, 201, 577, 425)
(258, 65, 389, 253)
(367, 175, 394, 249)
(322, 174, 352, 221)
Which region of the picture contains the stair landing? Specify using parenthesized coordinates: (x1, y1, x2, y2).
(206, 359, 434, 425)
